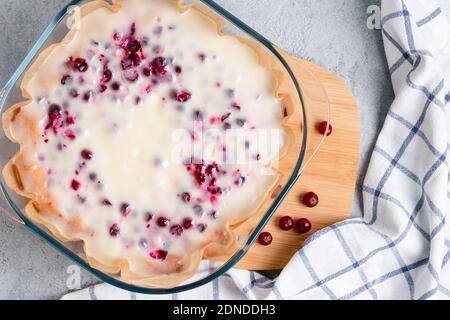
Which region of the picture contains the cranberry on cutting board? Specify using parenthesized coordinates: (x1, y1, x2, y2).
(279, 216, 294, 231)
(318, 121, 332, 136)
(296, 218, 312, 234)
(258, 232, 273, 246)
(302, 192, 319, 208)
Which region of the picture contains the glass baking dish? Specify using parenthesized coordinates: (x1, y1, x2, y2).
(0, 0, 329, 294)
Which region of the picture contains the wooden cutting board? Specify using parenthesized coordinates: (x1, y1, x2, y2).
(214, 53, 360, 270)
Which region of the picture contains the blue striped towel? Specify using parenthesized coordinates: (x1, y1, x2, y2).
(62, 0, 450, 300)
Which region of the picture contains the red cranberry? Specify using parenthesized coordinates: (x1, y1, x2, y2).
(64, 129, 76, 140)
(61, 75, 72, 85)
(113, 32, 122, 41)
(126, 39, 141, 53)
(220, 113, 231, 122)
(296, 218, 312, 234)
(234, 175, 246, 186)
(195, 172, 206, 185)
(174, 65, 182, 74)
(70, 89, 79, 98)
(205, 163, 219, 175)
(193, 110, 203, 121)
(151, 57, 167, 68)
(142, 68, 151, 77)
(157, 216, 170, 227)
(198, 53, 206, 62)
(71, 179, 81, 191)
(197, 223, 207, 233)
(124, 70, 139, 82)
(302, 192, 319, 208)
(236, 118, 247, 127)
(181, 192, 191, 203)
(81, 149, 93, 160)
(48, 104, 62, 119)
(231, 102, 241, 111)
(103, 69, 112, 83)
(279, 216, 294, 231)
(175, 91, 192, 103)
(99, 84, 107, 93)
(149, 250, 168, 260)
(318, 121, 332, 136)
(258, 232, 273, 246)
(66, 115, 76, 125)
(207, 186, 222, 195)
(111, 82, 120, 91)
(145, 212, 154, 222)
(101, 198, 112, 206)
(170, 224, 183, 236)
(74, 58, 88, 72)
(77, 195, 87, 203)
(83, 90, 94, 102)
(109, 224, 120, 237)
(120, 203, 131, 216)
(130, 53, 141, 66)
(150, 57, 167, 75)
(208, 210, 218, 219)
(130, 22, 136, 35)
(121, 58, 133, 70)
(182, 218, 193, 229)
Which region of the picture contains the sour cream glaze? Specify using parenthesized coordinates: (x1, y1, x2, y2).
(3, 0, 286, 285)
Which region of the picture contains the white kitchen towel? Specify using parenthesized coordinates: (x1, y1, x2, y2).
(62, 0, 450, 300)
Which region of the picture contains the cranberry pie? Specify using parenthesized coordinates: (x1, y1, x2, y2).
(2, 0, 289, 287)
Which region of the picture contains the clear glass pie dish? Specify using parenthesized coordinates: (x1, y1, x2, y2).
(0, 0, 330, 294)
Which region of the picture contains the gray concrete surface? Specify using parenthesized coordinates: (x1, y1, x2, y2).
(0, 0, 449, 299)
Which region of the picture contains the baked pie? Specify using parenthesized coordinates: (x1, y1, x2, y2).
(2, 0, 289, 287)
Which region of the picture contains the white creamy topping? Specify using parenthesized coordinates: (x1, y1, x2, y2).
(17, 0, 285, 275)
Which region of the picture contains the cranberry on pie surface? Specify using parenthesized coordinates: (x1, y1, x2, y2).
(2, 0, 288, 288)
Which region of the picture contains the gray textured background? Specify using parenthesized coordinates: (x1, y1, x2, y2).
(0, 0, 449, 299)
